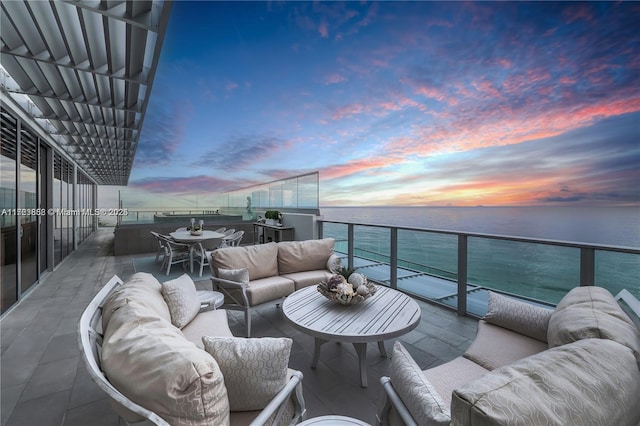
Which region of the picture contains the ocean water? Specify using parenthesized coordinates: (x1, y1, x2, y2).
(320, 206, 640, 247)
(319, 206, 640, 304)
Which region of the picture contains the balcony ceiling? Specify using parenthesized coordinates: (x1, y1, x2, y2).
(0, 0, 172, 185)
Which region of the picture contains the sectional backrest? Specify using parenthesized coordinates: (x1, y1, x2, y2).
(277, 238, 335, 274)
(211, 242, 279, 280)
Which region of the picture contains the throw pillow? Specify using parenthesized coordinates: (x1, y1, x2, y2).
(547, 286, 640, 362)
(389, 341, 451, 426)
(160, 274, 201, 328)
(484, 291, 553, 342)
(326, 253, 342, 273)
(218, 267, 250, 285)
(202, 336, 292, 411)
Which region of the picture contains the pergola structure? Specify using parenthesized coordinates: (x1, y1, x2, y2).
(0, 0, 172, 185)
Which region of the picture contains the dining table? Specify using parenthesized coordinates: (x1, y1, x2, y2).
(169, 230, 225, 274)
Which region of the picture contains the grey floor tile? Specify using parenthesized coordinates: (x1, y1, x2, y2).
(1, 352, 41, 389)
(39, 333, 79, 364)
(20, 356, 79, 402)
(0, 384, 24, 425)
(63, 398, 119, 426)
(5, 390, 69, 426)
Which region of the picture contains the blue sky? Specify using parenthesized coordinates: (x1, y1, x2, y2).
(101, 1, 640, 208)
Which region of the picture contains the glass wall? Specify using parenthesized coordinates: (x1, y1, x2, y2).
(53, 153, 63, 265)
(0, 105, 97, 314)
(1, 108, 18, 313)
(118, 171, 320, 224)
(19, 124, 38, 293)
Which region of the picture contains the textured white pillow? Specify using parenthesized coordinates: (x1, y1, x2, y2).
(485, 291, 553, 342)
(160, 274, 201, 328)
(218, 267, 249, 285)
(389, 342, 451, 425)
(202, 336, 292, 411)
(326, 253, 342, 273)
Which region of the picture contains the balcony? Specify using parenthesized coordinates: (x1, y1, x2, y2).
(0, 228, 478, 425)
(2, 224, 637, 425)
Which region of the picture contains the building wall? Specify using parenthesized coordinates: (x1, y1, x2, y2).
(0, 105, 96, 315)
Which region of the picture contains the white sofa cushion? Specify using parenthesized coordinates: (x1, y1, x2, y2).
(161, 274, 201, 328)
(212, 243, 279, 280)
(202, 336, 292, 411)
(423, 356, 490, 407)
(463, 321, 547, 370)
(102, 279, 230, 426)
(452, 338, 640, 426)
(280, 270, 334, 291)
(245, 276, 295, 306)
(181, 309, 233, 349)
(218, 267, 249, 285)
(389, 342, 451, 425)
(102, 272, 171, 328)
(484, 291, 553, 342)
(548, 286, 640, 363)
(277, 238, 334, 274)
(326, 253, 342, 273)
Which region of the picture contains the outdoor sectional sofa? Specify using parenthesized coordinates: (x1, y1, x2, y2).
(379, 286, 640, 425)
(78, 272, 306, 426)
(209, 238, 340, 337)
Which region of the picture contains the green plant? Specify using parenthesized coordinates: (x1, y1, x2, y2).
(337, 266, 355, 280)
(265, 210, 280, 220)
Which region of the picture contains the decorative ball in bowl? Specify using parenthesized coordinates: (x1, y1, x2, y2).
(317, 273, 376, 305)
(190, 229, 203, 236)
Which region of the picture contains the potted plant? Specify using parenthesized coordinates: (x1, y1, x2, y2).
(265, 210, 280, 226)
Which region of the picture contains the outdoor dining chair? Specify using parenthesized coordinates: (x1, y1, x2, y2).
(158, 235, 191, 275)
(149, 231, 168, 264)
(221, 230, 244, 248)
(193, 236, 223, 277)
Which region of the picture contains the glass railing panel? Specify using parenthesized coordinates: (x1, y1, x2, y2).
(353, 225, 390, 285)
(595, 250, 640, 300)
(321, 222, 349, 257)
(318, 219, 639, 317)
(468, 237, 580, 305)
(396, 229, 459, 300)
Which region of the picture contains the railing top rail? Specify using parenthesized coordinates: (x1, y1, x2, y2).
(319, 219, 640, 254)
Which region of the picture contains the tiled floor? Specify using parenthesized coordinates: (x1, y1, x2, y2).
(1, 228, 478, 426)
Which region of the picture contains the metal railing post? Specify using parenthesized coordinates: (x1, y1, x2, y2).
(580, 247, 595, 286)
(390, 227, 398, 289)
(348, 223, 354, 270)
(457, 234, 468, 316)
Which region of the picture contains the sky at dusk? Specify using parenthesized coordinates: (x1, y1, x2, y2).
(102, 1, 640, 208)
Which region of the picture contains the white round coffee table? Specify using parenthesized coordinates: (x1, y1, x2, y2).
(298, 415, 370, 425)
(282, 285, 421, 387)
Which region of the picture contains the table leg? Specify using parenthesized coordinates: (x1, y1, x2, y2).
(352, 343, 368, 387)
(378, 341, 387, 357)
(311, 337, 327, 369)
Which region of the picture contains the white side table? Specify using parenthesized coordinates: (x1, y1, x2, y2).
(298, 416, 370, 425)
(197, 290, 224, 310)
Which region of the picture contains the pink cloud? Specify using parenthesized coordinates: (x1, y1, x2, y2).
(385, 96, 640, 161)
(322, 156, 405, 181)
(318, 20, 329, 38)
(324, 73, 347, 85)
(331, 103, 366, 120)
(130, 175, 244, 194)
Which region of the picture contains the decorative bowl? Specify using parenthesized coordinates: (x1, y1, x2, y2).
(190, 229, 203, 236)
(317, 274, 376, 305)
